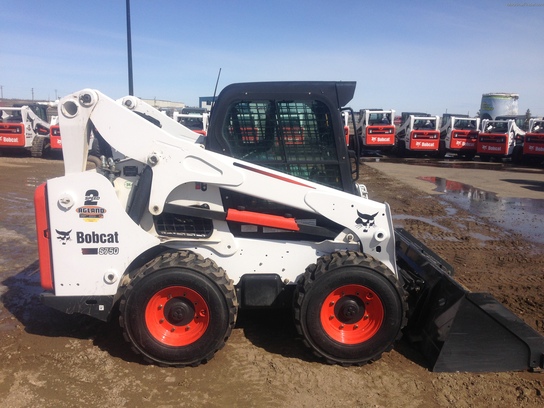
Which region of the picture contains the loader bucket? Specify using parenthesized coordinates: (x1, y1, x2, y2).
(395, 228, 544, 373)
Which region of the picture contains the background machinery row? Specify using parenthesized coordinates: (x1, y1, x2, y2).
(2, 93, 542, 165)
(350, 108, 543, 164)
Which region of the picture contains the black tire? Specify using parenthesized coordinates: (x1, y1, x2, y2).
(511, 145, 523, 164)
(395, 138, 406, 157)
(30, 137, 49, 158)
(119, 250, 238, 367)
(294, 251, 407, 366)
(437, 140, 446, 158)
(89, 129, 113, 159)
(89, 136, 103, 158)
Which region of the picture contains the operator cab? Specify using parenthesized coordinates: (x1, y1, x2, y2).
(205, 81, 359, 195)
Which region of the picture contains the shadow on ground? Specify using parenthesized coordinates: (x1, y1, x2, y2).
(1, 261, 432, 370)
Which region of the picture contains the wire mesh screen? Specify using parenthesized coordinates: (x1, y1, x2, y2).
(222, 100, 342, 189)
(154, 213, 213, 238)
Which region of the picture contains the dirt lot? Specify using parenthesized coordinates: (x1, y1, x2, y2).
(0, 156, 543, 407)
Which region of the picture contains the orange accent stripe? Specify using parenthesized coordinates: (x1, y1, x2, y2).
(233, 162, 315, 189)
(34, 183, 53, 290)
(226, 209, 299, 231)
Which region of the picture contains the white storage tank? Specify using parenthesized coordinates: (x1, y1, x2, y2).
(480, 93, 519, 120)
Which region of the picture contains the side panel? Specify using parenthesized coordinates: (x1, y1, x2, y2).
(523, 133, 544, 156)
(449, 130, 478, 150)
(477, 133, 509, 155)
(0, 123, 26, 147)
(304, 191, 398, 276)
(183, 237, 361, 285)
(363, 126, 395, 146)
(409, 130, 439, 151)
(46, 172, 160, 296)
(50, 125, 62, 150)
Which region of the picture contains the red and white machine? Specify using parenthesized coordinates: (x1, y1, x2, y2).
(395, 113, 440, 155)
(518, 118, 544, 163)
(49, 124, 62, 151)
(477, 118, 525, 161)
(357, 109, 396, 151)
(173, 107, 209, 136)
(33, 83, 544, 373)
(438, 115, 480, 158)
(0, 104, 51, 157)
(49, 115, 62, 151)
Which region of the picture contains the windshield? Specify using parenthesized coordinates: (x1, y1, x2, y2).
(487, 122, 508, 132)
(531, 121, 544, 133)
(368, 112, 391, 125)
(0, 109, 23, 123)
(221, 99, 343, 189)
(453, 119, 477, 130)
(178, 116, 204, 130)
(413, 119, 436, 130)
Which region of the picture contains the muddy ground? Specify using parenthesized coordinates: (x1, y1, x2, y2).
(0, 155, 543, 407)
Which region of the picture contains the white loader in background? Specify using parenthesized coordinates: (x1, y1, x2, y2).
(0, 104, 51, 157)
(395, 112, 440, 156)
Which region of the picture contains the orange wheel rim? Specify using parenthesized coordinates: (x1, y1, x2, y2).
(320, 284, 383, 344)
(145, 286, 209, 346)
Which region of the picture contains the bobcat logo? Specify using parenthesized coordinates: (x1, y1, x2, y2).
(355, 211, 378, 233)
(56, 229, 72, 245)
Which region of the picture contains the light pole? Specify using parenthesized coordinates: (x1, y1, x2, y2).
(126, 0, 134, 96)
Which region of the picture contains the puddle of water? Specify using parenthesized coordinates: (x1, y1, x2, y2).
(392, 213, 496, 243)
(362, 157, 544, 178)
(419, 176, 544, 244)
(393, 214, 454, 233)
(469, 232, 496, 241)
(0, 160, 63, 278)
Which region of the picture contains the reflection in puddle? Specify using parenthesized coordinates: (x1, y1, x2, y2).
(393, 214, 453, 232)
(392, 214, 496, 242)
(25, 176, 42, 188)
(469, 232, 496, 241)
(419, 177, 499, 202)
(419, 176, 544, 244)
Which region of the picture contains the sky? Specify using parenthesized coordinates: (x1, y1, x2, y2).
(1, 0, 543, 116)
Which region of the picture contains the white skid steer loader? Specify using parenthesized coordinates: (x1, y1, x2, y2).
(0, 104, 51, 157)
(34, 82, 544, 372)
